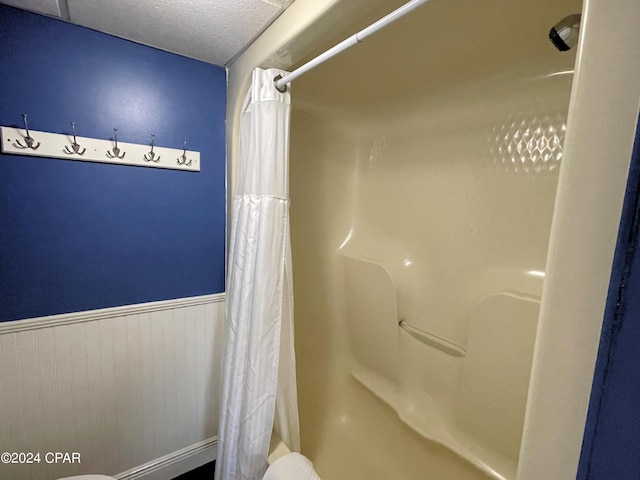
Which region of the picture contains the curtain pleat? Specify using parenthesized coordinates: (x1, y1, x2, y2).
(215, 68, 300, 480)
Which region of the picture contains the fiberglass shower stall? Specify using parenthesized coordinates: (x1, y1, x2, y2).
(288, 1, 574, 478)
(227, 0, 640, 479)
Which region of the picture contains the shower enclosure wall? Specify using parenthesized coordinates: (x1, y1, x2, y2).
(227, 0, 640, 479)
(288, 2, 574, 476)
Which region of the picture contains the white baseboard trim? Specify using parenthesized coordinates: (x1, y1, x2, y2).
(0, 293, 226, 335)
(115, 437, 217, 480)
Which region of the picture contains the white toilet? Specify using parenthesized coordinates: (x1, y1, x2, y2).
(263, 452, 320, 480)
(56, 455, 318, 480)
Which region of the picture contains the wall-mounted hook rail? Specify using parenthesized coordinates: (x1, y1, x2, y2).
(177, 138, 193, 166)
(64, 122, 86, 155)
(1, 125, 200, 171)
(14, 114, 40, 150)
(143, 133, 160, 163)
(106, 128, 126, 159)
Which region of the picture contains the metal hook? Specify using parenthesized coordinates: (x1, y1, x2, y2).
(14, 114, 41, 150)
(64, 122, 86, 155)
(106, 128, 126, 159)
(177, 138, 192, 166)
(143, 133, 160, 162)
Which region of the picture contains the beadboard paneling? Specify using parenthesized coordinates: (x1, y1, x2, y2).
(0, 294, 225, 480)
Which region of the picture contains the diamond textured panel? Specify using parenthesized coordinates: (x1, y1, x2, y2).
(489, 111, 567, 174)
(367, 136, 386, 170)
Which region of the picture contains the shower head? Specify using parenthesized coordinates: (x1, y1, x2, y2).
(549, 14, 581, 51)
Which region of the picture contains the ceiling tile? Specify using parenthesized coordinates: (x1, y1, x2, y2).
(0, 0, 61, 17)
(66, 0, 288, 66)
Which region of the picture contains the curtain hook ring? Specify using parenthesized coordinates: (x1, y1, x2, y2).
(274, 75, 288, 93)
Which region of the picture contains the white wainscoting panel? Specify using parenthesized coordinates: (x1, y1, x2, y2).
(0, 294, 225, 480)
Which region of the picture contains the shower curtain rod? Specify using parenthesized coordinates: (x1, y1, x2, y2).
(274, 0, 431, 91)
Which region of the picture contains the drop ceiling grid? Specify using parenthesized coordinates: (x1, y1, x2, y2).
(69, 0, 284, 65)
(1, 0, 294, 66)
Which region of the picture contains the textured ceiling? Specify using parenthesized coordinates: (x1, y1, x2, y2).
(0, 0, 294, 65)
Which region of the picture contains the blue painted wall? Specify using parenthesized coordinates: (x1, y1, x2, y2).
(0, 5, 226, 322)
(577, 114, 640, 478)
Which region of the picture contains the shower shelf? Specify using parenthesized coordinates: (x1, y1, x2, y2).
(351, 367, 515, 480)
(399, 320, 466, 357)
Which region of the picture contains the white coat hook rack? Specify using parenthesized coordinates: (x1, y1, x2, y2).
(14, 114, 40, 150)
(106, 128, 126, 159)
(1, 121, 200, 171)
(143, 133, 160, 163)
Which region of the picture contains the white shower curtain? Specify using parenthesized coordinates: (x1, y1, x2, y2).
(215, 68, 300, 480)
